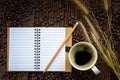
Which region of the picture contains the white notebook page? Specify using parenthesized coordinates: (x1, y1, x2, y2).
(9, 28, 35, 71)
(39, 28, 65, 71)
(8, 27, 65, 71)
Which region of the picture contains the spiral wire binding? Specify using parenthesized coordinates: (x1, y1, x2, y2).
(34, 28, 41, 70)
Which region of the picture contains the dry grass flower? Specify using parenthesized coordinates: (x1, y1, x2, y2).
(73, 0, 89, 15)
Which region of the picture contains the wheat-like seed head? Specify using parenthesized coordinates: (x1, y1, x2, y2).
(103, 0, 109, 11)
(73, 0, 89, 15)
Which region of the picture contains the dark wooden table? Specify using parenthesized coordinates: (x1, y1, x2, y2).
(0, 0, 120, 80)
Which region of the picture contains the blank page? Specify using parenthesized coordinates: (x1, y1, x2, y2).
(9, 28, 36, 71)
(39, 28, 65, 71)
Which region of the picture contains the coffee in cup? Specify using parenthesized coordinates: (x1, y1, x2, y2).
(69, 42, 100, 75)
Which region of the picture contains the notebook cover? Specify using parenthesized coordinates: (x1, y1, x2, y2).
(65, 27, 72, 72)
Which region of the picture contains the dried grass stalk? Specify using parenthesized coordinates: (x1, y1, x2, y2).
(84, 16, 120, 79)
(79, 21, 91, 43)
(90, 32, 109, 62)
(84, 22, 120, 79)
(103, 0, 109, 11)
(73, 0, 89, 15)
(84, 16, 100, 39)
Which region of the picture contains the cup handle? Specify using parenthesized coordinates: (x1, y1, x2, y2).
(91, 66, 100, 75)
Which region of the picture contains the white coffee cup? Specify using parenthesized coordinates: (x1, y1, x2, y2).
(69, 42, 100, 75)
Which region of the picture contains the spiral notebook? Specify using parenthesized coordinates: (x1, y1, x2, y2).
(7, 27, 72, 72)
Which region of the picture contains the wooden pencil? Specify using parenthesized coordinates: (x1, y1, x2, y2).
(43, 22, 79, 73)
